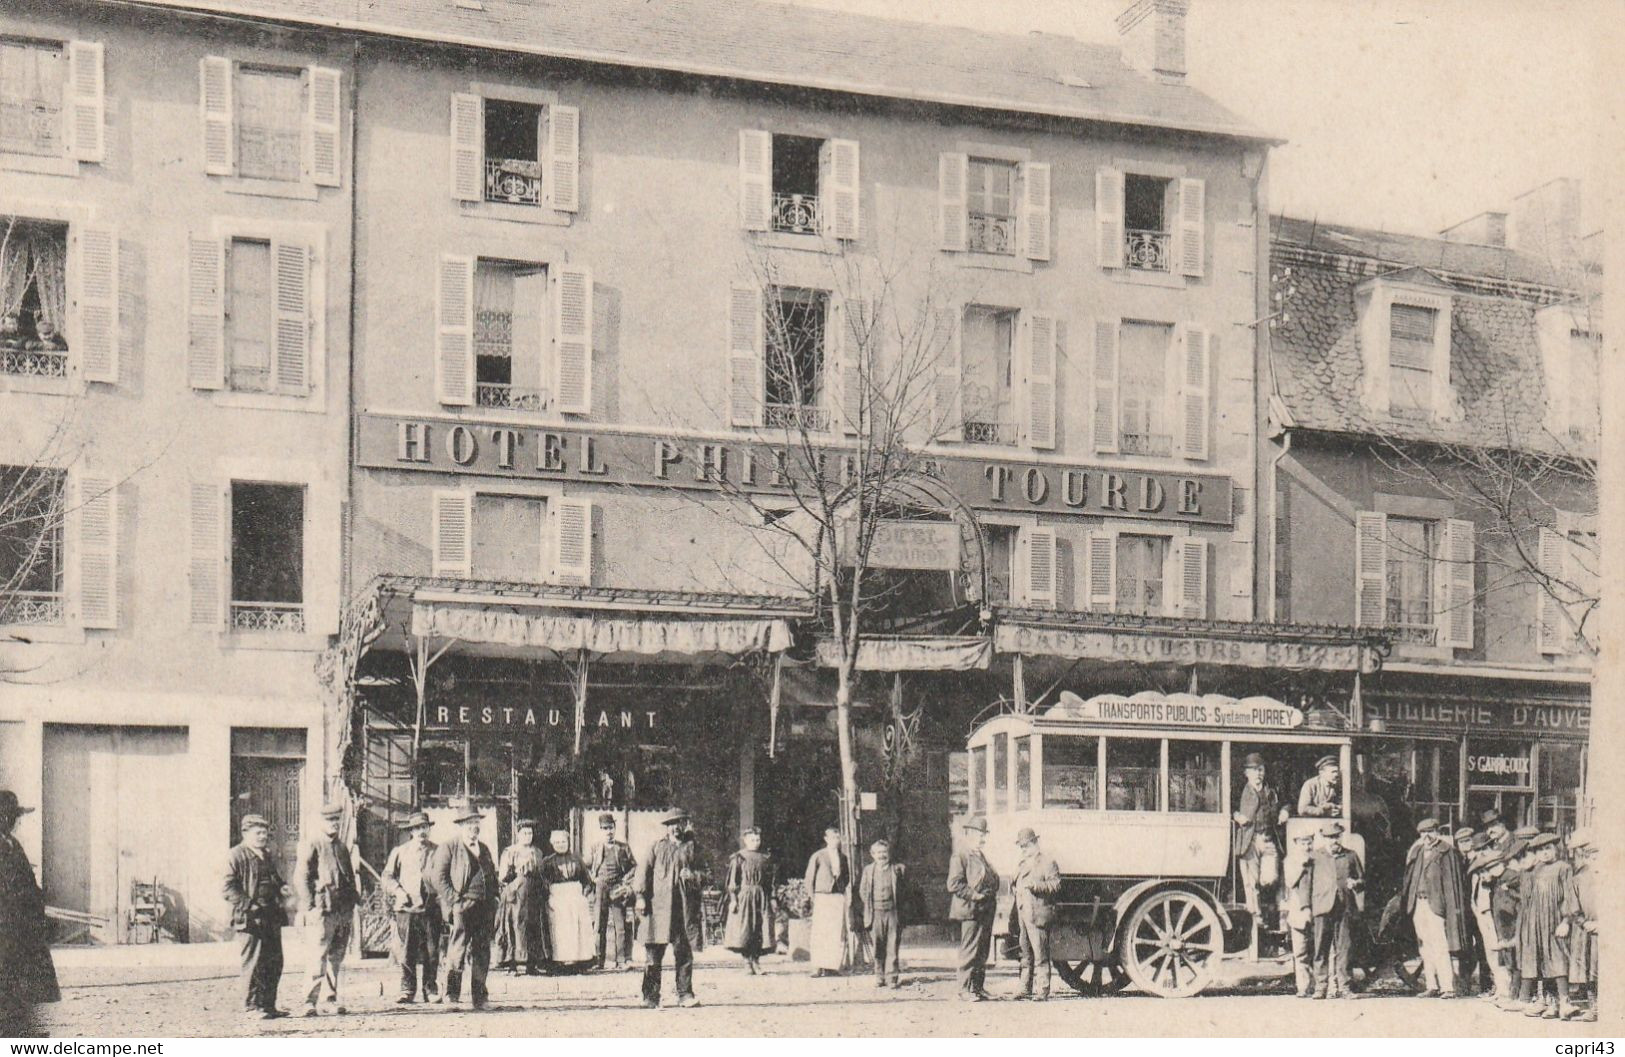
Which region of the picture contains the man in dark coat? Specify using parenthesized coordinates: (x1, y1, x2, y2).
(380, 811, 441, 1004)
(1233, 753, 1288, 926)
(430, 799, 498, 1010)
(588, 813, 636, 970)
(1308, 821, 1362, 999)
(222, 813, 289, 1021)
(638, 808, 704, 1008)
(294, 803, 360, 1017)
(1398, 818, 1470, 998)
(1012, 827, 1061, 1001)
(857, 839, 906, 989)
(1297, 755, 1342, 817)
(0, 791, 59, 1037)
(946, 817, 999, 1001)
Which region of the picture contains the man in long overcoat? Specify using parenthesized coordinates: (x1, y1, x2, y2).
(1233, 753, 1288, 924)
(294, 804, 360, 1017)
(380, 811, 441, 1004)
(222, 813, 289, 1021)
(1399, 818, 1470, 997)
(946, 817, 999, 1001)
(0, 790, 59, 1036)
(1308, 821, 1363, 998)
(431, 799, 498, 1009)
(1012, 827, 1061, 1001)
(638, 808, 705, 1007)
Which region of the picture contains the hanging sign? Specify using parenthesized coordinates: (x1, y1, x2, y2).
(843, 519, 961, 570)
(1048, 691, 1305, 731)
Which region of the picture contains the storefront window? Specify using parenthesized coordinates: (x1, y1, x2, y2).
(418, 743, 466, 799)
(1537, 742, 1584, 834)
(1015, 736, 1031, 810)
(1106, 737, 1161, 812)
(1042, 735, 1098, 810)
(992, 732, 1009, 813)
(970, 744, 987, 816)
(1169, 740, 1221, 813)
(1412, 739, 1462, 829)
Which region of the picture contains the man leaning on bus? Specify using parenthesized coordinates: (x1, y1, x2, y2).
(1297, 755, 1342, 817)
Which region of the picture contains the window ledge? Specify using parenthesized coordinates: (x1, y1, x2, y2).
(222, 630, 330, 652)
(221, 177, 321, 202)
(0, 622, 86, 646)
(1107, 266, 1187, 290)
(953, 252, 1033, 275)
(208, 389, 328, 415)
(1, 152, 78, 177)
(457, 200, 572, 227)
(754, 231, 837, 254)
(2, 373, 78, 397)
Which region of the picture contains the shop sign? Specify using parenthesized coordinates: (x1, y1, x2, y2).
(1365, 698, 1589, 737)
(844, 520, 960, 571)
(427, 704, 659, 732)
(1052, 691, 1305, 730)
(997, 624, 1367, 672)
(1466, 747, 1533, 787)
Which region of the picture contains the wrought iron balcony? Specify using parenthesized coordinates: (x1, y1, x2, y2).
(1384, 623, 1439, 647)
(1125, 229, 1171, 272)
(0, 590, 64, 627)
(968, 211, 1016, 255)
(772, 193, 822, 235)
(485, 157, 542, 206)
(476, 382, 549, 411)
(962, 420, 1017, 446)
(0, 347, 68, 379)
(231, 601, 307, 634)
(1120, 432, 1173, 457)
(764, 402, 831, 432)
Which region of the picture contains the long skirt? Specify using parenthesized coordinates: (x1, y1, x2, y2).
(724, 884, 773, 956)
(495, 877, 548, 967)
(809, 893, 847, 971)
(547, 882, 596, 963)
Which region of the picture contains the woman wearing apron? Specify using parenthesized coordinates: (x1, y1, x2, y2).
(542, 830, 596, 969)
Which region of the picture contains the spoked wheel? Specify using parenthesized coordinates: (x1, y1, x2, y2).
(1120, 890, 1223, 998)
(1053, 957, 1131, 996)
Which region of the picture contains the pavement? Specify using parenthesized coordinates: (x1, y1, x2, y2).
(27, 942, 1604, 1038)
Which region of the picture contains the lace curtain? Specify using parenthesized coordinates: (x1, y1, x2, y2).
(29, 231, 66, 331)
(0, 227, 26, 318)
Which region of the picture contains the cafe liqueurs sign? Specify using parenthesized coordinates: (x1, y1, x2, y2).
(356, 415, 1233, 526)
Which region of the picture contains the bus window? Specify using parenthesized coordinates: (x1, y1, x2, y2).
(1169, 740, 1222, 812)
(970, 744, 987, 816)
(1042, 735, 1099, 810)
(1106, 737, 1161, 811)
(993, 733, 1009, 813)
(1015, 736, 1031, 810)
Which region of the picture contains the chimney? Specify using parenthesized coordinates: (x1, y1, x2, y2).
(1509, 178, 1582, 262)
(1117, 0, 1190, 84)
(1439, 211, 1507, 248)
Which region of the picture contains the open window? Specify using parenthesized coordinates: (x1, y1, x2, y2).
(738, 131, 859, 239)
(473, 259, 549, 410)
(1096, 168, 1203, 276)
(763, 286, 829, 430)
(1118, 320, 1174, 457)
(1041, 734, 1100, 810)
(1123, 173, 1173, 272)
(960, 306, 1016, 445)
(229, 481, 306, 633)
(1354, 511, 1474, 648)
(449, 92, 578, 212)
(0, 464, 64, 626)
(1105, 737, 1161, 811)
(0, 218, 70, 378)
(483, 98, 543, 206)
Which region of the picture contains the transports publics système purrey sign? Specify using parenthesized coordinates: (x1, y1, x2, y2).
(355, 414, 1236, 526)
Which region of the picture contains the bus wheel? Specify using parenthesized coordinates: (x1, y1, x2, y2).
(1120, 890, 1222, 998)
(1052, 958, 1130, 996)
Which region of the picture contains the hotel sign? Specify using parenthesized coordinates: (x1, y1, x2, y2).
(356, 415, 1234, 526)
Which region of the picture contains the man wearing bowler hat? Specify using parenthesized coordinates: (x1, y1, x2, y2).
(1309, 821, 1362, 998)
(431, 798, 498, 1009)
(588, 812, 637, 971)
(381, 811, 441, 1004)
(223, 813, 289, 1021)
(947, 817, 999, 1001)
(1297, 755, 1342, 817)
(638, 808, 704, 1008)
(1233, 753, 1288, 928)
(295, 803, 360, 1017)
(1482, 810, 1511, 854)
(1012, 827, 1060, 1001)
(0, 790, 59, 1036)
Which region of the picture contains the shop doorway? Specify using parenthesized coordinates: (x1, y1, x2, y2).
(1467, 789, 1531, 831)
(758, 739, 842, 876)
(230, 728, 306, 891)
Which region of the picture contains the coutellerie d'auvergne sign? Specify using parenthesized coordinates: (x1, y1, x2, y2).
(355, 414, 1235, 526)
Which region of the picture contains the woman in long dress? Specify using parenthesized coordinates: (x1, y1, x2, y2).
(495, 820, 549, 975)
(723, 827, 776, 973)
(803, 827, 849, 977)
(1516, 834, 1583, 1020)
(541, 830, 596, 969)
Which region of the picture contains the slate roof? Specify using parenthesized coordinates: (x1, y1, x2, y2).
(110, 0, 1267, 139)
(1273, 216, 1583, 290)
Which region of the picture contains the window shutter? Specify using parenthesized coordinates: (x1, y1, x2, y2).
(938, 153, 968, 252)
(546, 104, 580, 213)
(1020, 161, 1051, 262)
(435, 255, 475, 406)
(835, 298, 868, 436)
(431, 491, 472, 578)
(306, 66, 342, 187)
(727, 284, 764, 427)
(1537, 526, 1567, 654)
(1179, 325, 1211, 460)
(552, 498, 594, 585)
(270, 240, 310, 393)
(200, 56, 234, 176)
(1095, 167, 1124, 269)
(1091, 318, 1120, 453)
(1176, 177, 1206, 277)
(186, 235, 225, 390)
(738, 130, 771, 232)
(1173, 537, 1209, 619)
(76, 473, 118, 629)
(1441, 518, 1475, 649)
(1354, 511, 1387, 627)
(1022, 526, 1056, 608)
(936, 311, 963, 442)
(1022, 311, 1057, 450)
(553, 264, 593, 414)
(188, 481, 225, 627)
(73, 225, 119, 384)
(821, 138, 860, 240)
(1086, 532, 1117, 611)
(65, 41, 105, 163)
(449, 93, 483, 202)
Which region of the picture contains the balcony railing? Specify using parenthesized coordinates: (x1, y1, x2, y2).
(231, 601, 307, 634)
(1120, 432, 1173, 457)
(963, 420, 1017, 445)
(485, 157, 542, 206)
(0, 347, 69, 379)
(968, 211, 1016, 255)
(764, 402, 831, 432)
(476, 382, 549, 411)
(1385, 623, 1438, 647)
(772, 193, 822, 235)
(0, 590, 64, 627)
(0, 101, 62, 156)
(1125, 229, 1171, 272)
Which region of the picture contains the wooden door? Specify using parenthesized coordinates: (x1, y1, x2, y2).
(232, 755, 304, 888)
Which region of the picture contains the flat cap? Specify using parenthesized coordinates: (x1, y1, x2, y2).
(1416, 818, 1440, 833)
(1513, 825, 1540, 840)
(1453, 826, 1475, 841)
(1315, 755, 1338, 770)
(241, 814, 271, 831)
(1530, 833, 1559, 850)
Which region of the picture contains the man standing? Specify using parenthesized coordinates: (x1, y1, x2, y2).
(1012, 828, 1061, 1002)
(380, 811, 440, 1004)
(857, 839, 906, 989)
(946, 817, 999, 1001)
(1482, 810, 1512, 853)
(1400, 818, 1469, 998)
(1284, 829, 1317, 998)
(1568, 830, 1598, 1022)
(1468, 846, 1511, 1004)
(588, 813, 636, 971)
(431, 798, 498, 1010)
(638, 808, 704, 1008)
(1233, 754, 1288, 928)
(1308, 821, 1362, 999)
(222, 814, 289, 1022)
(0, 791, 59, 1037)
(1297, 755, 1342, 817)
(804, 826, 850, 978)
(295, 804, 359, 1018)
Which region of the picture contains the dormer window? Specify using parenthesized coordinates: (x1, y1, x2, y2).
(1357, 275, 1453, 420)
(1388, 303, 1437, 417)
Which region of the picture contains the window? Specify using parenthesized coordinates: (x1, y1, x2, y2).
(961, 306, 1016, 444)
(1536, 742, 1585, 834)
(473, 259, 548, 410)
(225, 238, 272, 391)
(0, 219, 69, 378)
(969, 744, 987, 816)
(1118, 320, 1173, 456)
(1168, 740, 1221, 813)
(770, 134, 823, 234)
(1015, 735, 1031, 810)
(1123, 173, 1172, 272)
(472, 494, 546, 582)
(1042, 735, 1099, 810)
(230, 481, 305, 632)
(1105, 737, 1161, 811)
(992, 732, 1009, 813)
(1116, 534, 1168, 616)
(236, 66, 304, 182)
(0, 38, 63, 156)
(1385, 517, 1434, 628)
(0, 464, 64, 625)
(188, 233, 314, 397)
(984, 523, 1018, 604)
(450, 92, 577, 212)
(966, 158, 1017, 255)
(1388, 304, 1436, 415)
(484, 98, 542, 206)
(764, 286, 828, 429)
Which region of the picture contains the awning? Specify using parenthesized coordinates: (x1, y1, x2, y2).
(412, 602, 792, 656)
(995, 622, 1372, 673)
(813, 635, 991, 671)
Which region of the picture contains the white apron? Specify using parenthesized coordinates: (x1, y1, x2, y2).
(809, 892, 847, 970)
(548, 882, 596, 963)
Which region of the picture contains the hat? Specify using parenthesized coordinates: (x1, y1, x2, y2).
(1315, 755, 1338, 771)
(1530, 833, 1559, 850)
(1320, 821, 1345, 837)
(1292, 830, 1316, 843)
(1416, 818, 1440, 833)
(1469, 832, 1491, 851)
(1568, 829, 1594, 851)
(0, 791, 34, 818)
(398, 811, 432, 830)
(1505, 839, 1529, 861)
(1513, 825, 1539, 840)
(660, 808, 689, 825)
(1014, 827, 1038, 845)
(240, 814, 271, 832)
(516, 818, 540, 831)
(1453, 826, 1475, 841)
(1470, 849, 1505, 872)
(598, 813, 617, 829)
(1242, 753, 1266, 769)
(961, 817, 989, 834)
(319, 803, 345, 820)
(1480, 809, 1504, 827)
(448, 797, 481, 824)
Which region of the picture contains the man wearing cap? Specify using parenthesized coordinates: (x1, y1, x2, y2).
(431, 798, 498, 1010)
(588, 813, 637, 971)
(1308, 821, 1362, 998)
(1283, 829, 1317, 998)
(1453, 826, 1488, 993)
(0, 790, 59, 1035)
(1233, 753, 1288, 928)
(1467, 844, 1510, 1003)
(294, 803, 360, 1017)
(223, 814, 290, 1021)
(1490, 839, 1528, 1008)
(381, 811, 441, 1004)
(1012, 828, 1061, 1001)
(1297, 756, 1342, 818)
(1399, 818, 1469, 998)
(946, 817, 999, 1001)
(638, 808, 705, 1008)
